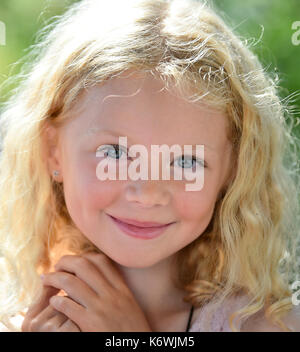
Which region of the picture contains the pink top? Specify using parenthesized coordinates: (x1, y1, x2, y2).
(189, 293, 252, 332)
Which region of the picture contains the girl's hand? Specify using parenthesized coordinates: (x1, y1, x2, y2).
(41, 252, 152, 332)
(21, 284, 80, 332)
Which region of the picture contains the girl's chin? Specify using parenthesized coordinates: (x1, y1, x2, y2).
(100, 252, 167, 269)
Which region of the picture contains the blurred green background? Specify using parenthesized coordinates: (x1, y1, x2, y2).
(0, 0, 299, 132)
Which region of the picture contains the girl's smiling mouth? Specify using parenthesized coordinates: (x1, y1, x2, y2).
(107, 214, 176, 240)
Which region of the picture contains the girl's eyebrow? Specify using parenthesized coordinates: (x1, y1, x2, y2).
(84, 127, 218, 153)
(84, 127, 135, 144)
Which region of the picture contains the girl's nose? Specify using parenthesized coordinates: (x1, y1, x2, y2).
(125, 180, 171, 208)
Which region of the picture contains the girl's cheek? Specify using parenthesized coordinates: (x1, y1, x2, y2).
(96, 181, 120, 206)
(65, 154, 118, 209)
(174, 183, 218, 221)
(82, 175, 121, 210)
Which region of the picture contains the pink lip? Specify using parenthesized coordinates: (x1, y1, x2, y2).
(110, 216, 172, 228)
(108, 215, 174, 240)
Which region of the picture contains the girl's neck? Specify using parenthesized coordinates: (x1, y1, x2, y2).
(115, 255, 191, 327)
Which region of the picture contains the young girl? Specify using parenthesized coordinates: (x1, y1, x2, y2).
(0, 0, 300, 332)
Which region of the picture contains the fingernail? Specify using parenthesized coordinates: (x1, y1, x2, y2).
(40, 274, 45, 280)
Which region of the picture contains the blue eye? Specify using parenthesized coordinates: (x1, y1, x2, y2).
(173, 155, 205, 170)
(96, 144, 128, 160)
(96, 145, 206, 169)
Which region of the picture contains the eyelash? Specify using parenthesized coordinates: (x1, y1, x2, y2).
(96, 144, 207, 169)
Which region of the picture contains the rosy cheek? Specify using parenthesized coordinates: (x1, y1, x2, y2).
(175, 190, 215, 221)
(81, 178, 117, 208)
(66, 154, 120, 209)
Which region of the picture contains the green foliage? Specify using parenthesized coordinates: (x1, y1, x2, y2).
(0, 0, 76, 102)
(213, 0, 300, 136)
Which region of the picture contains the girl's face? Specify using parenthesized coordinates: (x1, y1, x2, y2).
(47, 71, 233, 268)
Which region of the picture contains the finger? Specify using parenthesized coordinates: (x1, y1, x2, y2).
(22, 284, 61, 332)
(49, 295, 85, 329)
(58, 318, 81, 332)
(40, 314, 69, 332)
(81, 252, 129, 291)
(34, 313, 69, 332)
(54, 254, 112, 295)
(27, 305, 67, 332)
(42, 271, 98, 308)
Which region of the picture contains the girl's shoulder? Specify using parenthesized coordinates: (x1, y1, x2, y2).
(190, 293, 300, 332)
(240, 305, 300, 332)
(189, 293, 250, 332)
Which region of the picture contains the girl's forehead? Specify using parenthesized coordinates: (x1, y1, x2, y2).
(79, 71, 226, 118)
(77, 81, 226, 129)
(64, 75, 232, 156)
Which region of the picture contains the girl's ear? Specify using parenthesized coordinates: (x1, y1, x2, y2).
(42, 122, 63, 183)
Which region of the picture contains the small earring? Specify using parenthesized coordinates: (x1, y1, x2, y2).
(53, 170, 60, 177)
